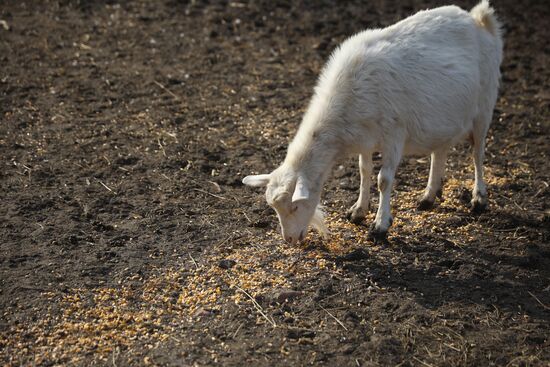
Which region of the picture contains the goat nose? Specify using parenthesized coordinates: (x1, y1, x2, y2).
(286, 236, 293, 244)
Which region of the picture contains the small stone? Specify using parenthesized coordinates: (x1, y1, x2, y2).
(194, 307, 213, 318)
(273, 289, 302, 303)
(249, 219, 270, 228)
(339, 344, 356, 355)
(287, 329, 315, 339)
(0, 20, 9, 31)
(218, 259, 236, 269)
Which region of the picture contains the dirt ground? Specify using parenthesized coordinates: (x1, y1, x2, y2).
(1, 0, 549, 366)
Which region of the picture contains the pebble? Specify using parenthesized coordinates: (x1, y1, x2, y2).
(218, 259, 237, 269)
(272, 289, 302, 303)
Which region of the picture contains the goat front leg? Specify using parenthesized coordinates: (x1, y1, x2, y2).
(370, 143, 403, 240)
(417, 148, 448, 210)
(347, 153, 373, 224)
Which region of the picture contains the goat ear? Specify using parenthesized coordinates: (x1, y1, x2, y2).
(292, 175, 310, 202)
(242, 174, 271, 187)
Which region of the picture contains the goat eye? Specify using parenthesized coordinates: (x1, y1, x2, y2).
(291, 205, 298, 213)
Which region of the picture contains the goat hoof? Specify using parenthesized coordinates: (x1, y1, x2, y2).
(417, 199, 434, 211)
(471, 191, 487, 214)
(368, 225, 388, 244)
(471, 199, 487, 214)
(346, 206, 367, 224)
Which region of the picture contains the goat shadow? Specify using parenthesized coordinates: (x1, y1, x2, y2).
(332, 206, 550, 323)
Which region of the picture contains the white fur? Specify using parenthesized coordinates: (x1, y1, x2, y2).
(243, 1, 503, 244)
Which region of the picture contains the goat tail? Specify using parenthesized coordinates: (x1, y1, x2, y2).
(470, 0, 502, 37)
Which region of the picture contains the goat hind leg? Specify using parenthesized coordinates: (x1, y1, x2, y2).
(471, 118, 490, 213)
(418, 148, 448, 210)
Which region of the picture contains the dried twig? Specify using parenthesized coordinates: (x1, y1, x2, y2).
(527, 291, 550, 311)
(97, 179, 117, 194)
(188, 253, 199, 269)
(443, 342, 461, 352)
(111, 347, 119, 367)
(232, 322, 244, 338)
(154, 80, 181, 101)
(320, 305, 348, 331)
(235, 285, 276, 327)
(215, 234, 234, 249)
(157, 138, 167, 157)
(192, 188, 226, 200)
(413, 356, 435, 367)
(170, 335, 182, 343)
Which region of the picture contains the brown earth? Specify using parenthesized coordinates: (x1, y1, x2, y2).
(1, 0, 549, 366)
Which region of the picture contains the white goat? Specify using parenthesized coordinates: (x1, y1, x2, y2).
(243, 1, 503, 244)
